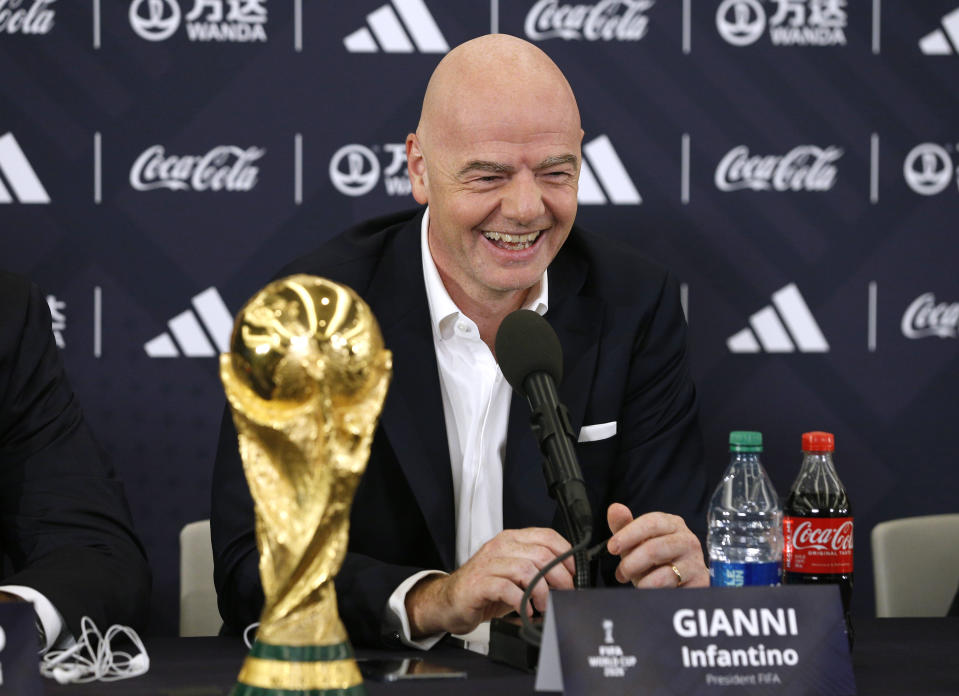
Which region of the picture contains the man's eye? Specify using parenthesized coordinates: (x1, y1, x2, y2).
(476, 176, 501, 183)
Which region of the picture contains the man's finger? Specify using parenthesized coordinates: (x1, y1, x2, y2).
(614, 533, 689, 582)
(533, 554, 575, 592)
(607, 502, 634, 537)
(630, 563, 684, 589)
(501, 528, 576, 575)
(492, 552, 575, 599)
(469, 557, 563, 617)
(608, 511, 684, 556)
(515, 542, 575, 588)
(478, 576, 526, 619)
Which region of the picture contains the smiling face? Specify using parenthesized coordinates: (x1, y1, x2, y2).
(407, 35, 583, 313)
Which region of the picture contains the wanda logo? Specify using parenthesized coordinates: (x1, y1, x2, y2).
(789, 520, 852, 552)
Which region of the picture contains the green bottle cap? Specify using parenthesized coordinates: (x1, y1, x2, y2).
(729, 430, 763, 452)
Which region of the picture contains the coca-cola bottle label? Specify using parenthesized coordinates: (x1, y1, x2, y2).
(783, 517, 854, 574)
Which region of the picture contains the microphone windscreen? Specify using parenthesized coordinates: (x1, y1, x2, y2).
(495, 309, 563, 396)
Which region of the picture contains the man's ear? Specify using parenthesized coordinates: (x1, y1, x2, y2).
(406, 133, 429, 205)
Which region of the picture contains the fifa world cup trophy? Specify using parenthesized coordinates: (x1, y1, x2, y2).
(220, 275, 392, 696)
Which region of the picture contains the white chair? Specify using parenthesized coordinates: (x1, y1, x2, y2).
(179, 519, 223, 636)
(871, 513, 959, 617)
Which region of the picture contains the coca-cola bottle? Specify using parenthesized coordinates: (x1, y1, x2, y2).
(783, 431, 853, 644)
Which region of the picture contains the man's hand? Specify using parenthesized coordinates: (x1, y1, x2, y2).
(606, 503, 708, 589)
(405, 528, 575, 638)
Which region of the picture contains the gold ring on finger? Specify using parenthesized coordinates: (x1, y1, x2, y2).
(670, 564, 684, 586)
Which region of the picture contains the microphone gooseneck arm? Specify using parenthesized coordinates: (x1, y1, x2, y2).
(524, 372, 593, 589)
(494, 309, 595, 590)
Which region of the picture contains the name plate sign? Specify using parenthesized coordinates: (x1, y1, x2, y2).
(535, 585, 854, 695)
(0, 602, 43, 696)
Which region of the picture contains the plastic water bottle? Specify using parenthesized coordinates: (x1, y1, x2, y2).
(708, 431, 783, 587)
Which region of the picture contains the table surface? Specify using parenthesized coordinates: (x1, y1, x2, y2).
(41, 617, 959, 695)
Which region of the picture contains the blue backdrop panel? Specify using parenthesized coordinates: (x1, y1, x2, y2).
(1, 0, 957, 634)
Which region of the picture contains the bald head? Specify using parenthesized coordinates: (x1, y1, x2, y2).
(416, 34, 581, 154)
(404, 35, 583, 318)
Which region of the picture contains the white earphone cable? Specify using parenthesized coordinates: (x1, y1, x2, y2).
(40, 616, 149, 684)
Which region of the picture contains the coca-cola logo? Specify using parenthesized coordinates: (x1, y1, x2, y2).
(789, 520, 853, 552)
(0, 0, 55, 34)
(715, 145, 842, 192)
(901, 293, 959, 339)
(524, 0, 652, 42)
(129, 145, 264, 192)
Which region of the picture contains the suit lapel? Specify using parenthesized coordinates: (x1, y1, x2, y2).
(365, 213, 456, 570)
(502, 229, 605, 531)
(365, 221, 604, 553)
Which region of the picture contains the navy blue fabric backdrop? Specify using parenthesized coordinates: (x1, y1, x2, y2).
(2, 0, 957, 635)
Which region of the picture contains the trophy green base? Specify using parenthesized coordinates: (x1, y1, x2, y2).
(231, 640, 367, 696)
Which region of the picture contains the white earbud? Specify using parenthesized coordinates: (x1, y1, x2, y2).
(129, 652, 150, 672)
(53, 664, 81, 684)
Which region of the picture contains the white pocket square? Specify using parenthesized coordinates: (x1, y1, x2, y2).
(578, 421, 617, 443)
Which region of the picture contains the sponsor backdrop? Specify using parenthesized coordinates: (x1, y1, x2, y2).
(1, 0, 957, 635)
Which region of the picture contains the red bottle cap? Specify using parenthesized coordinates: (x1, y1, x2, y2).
(802, 431, 835, 452)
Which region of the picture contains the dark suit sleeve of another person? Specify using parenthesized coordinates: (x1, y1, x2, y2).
(0, 272, 151, 636)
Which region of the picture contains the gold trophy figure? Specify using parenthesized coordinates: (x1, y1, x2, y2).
(220, 275, 392, 696)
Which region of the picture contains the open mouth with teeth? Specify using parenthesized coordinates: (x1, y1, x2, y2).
(481, 230, 543, 251)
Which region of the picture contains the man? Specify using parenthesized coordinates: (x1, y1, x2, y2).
(0, 271, 151, 649)
(213, 34, 707, 649)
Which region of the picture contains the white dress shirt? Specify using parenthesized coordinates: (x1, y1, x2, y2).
(385, 208, 548, 650)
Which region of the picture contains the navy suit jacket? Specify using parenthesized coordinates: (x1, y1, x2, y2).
(212, 208, 705, 646)
(0, 271, 150, 636)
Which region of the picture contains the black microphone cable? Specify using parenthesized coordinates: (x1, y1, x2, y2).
(518, 535, 611, 647)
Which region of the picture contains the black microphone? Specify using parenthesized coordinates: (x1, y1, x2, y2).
(495, 309, 593, 588)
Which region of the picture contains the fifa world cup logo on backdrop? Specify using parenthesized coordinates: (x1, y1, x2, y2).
(220, 274, 392, 696)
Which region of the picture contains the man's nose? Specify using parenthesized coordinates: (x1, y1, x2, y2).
(500, 170, 546, 225)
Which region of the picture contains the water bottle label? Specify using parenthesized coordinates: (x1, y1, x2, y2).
(710, 561, 782, 587)
(783, 516, 854, 574)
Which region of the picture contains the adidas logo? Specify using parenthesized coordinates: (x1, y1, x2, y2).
(344, 0, 449, 53)
(578, 135, 642, 205)
(919, 7, 959, 54)
(727, 284, 829, 353)
(144, 287, 233, 358)
(0, 133, 50, 204)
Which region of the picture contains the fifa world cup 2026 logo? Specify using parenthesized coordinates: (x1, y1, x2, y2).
(220, 275, 392, 696)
